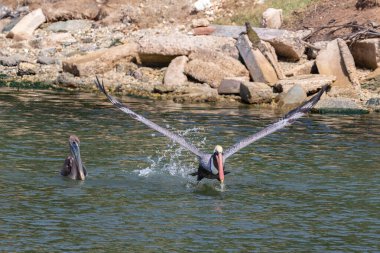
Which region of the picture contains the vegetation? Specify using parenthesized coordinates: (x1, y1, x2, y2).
(215, 0, 319, 27)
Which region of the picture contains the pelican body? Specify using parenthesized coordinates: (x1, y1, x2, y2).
(61, 135, 87, 180)
(95, 77, 328, 184)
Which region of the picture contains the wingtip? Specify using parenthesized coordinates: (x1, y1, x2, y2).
(94, 76, 106, 95)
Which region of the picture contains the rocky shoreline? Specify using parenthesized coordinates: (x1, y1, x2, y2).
(1, 5, 380, 113)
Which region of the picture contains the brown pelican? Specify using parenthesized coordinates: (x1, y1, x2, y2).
(61, 135, 87, 180)
(95, 77, 328, 184)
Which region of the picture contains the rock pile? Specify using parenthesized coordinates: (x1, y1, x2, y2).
(0, 4, 379, 113)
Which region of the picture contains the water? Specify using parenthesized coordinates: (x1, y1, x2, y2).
(1, 88, 379, 252)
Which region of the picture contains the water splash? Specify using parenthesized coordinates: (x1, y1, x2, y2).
(133, 127, 207, 178)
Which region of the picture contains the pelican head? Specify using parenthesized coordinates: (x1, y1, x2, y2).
(213, 145, 224, 183)
(69, 135, 86, 180)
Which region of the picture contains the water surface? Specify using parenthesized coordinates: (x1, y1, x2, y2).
(0, 88, 379, 252)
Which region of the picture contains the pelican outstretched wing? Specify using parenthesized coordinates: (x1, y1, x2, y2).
(223, 85, 328, 159)
(95, 77, 206, 158)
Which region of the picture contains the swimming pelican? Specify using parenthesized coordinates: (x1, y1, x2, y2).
(95, 77, 328, 184)
(61, 135, 87, 180)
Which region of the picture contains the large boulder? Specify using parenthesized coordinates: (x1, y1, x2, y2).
(17, 62, 38, 76)
(237, 34, 278, 84)
(164, 56, 188, 87)
(274, 74, 336, 94)
(350, 38, 379, 70)
(184, 50, 249, 88)
(6, 8, 46, 40)
(218, 77, 249, 95)
(240, 81, 273, 104)
(316, 39, 360, 90)
(277, 84, 307, 109)
(262, 8, 283, 29)
(62, 43, 138, 77)
(314, 97, 369, 114)
(136, 33, 238, 66)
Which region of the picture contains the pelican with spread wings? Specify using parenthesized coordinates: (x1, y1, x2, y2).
(95, 77, 328, 184)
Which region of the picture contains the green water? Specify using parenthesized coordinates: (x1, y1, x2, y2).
(0, 88, 379, 252)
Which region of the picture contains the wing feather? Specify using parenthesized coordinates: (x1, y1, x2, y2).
(223, 85, 328, 159)
(95, 77, 205, 158)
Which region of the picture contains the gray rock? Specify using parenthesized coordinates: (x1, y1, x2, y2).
(218, 77, 248, 95)
(365, 98, 380, 108)
(314, 97, 369, 114)
(236, 35, 278, 84)
(274, 74, 336, 94)
(277, 84, 307, 109)
(0, 55, 22, 66)
(316, 39, 360, 90)
(136, 33, 239, 65)
(6, 8, 46, 40)
(350, 38, 379, 70)
(1, 17, 21, 32)
(0, 4, 11, 19)
(285, 60, 316, 77)
(240, 82, 273, 104)
(37, 56, 56, 65)
(47, 20, 93, 33)
(164, 56, 188, 87)
(185, 49, 248, 88)
(17, 62, 38, 76)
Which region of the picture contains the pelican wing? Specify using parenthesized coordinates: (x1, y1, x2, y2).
(95, 77, 206, 158)
(223, 85, 328, 159)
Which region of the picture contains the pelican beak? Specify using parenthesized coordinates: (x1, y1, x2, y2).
(217, 152, 224, 183)
(70, 141, 85, 180)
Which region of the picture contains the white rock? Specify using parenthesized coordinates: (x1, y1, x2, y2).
(262, 8, 283, 29)
(193, 0, 212, 12)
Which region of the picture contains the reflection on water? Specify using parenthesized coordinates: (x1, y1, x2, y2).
(0, 88, 379, 252)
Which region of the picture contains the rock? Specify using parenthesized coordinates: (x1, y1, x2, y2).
(192, 26, 216, 35)
(164, 56, 188, 87)
(240, 81, 273, 104)
(237, 34, 278, 84)
(62, 43, 138, 77)
(47, 32, 77, 45)
(285, 60, 316, 77)
(136, 33, 239, 66)
(306, 41, 328, 59)
(316, 39, 360, 90)
(17, 62, 38, 76)
(277, 84, 307, 109)
(173, 83, 219, 103)
(193, 0, 212, 12)
(153, 85, 176, 94)
(350, 38, 379, 70)
(274, 74, 336, 94)
(56, 72, 85, 88)
(260, 40, 285, 79)
(314, 97, 369, 114)
(337, 39, 360, 87)
(208, 25, 311, 41)
(1, 17, 21, 32)
(218, 77, 248, 95)
(37, 56, 56, 65)
(185, 49, 249, 88)
(6, 8, 46, 41)
(185, 59, 225, 88)
(0, 55, 24, 66)
(47, 20, 93, 33)
(0, 5, 11, 20)
(41, 3, 100, 22)
(365, 98, 380, 111)
(191, 18, 210, 28)
(266, 33, 305, 62)
(262, 8, 283, 29)
(0, 18, 11, 32)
